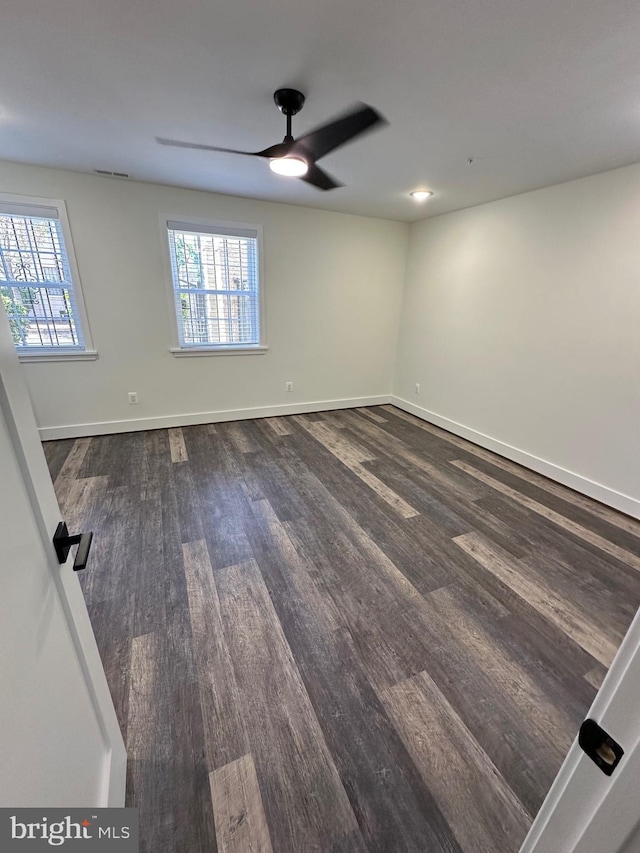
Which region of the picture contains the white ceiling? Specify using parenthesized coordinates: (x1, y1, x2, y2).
(1, 0, 640, 222)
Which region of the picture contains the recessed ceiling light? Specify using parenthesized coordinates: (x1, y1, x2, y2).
(410, 190, 433, 201)
(270, 157, 308, 177)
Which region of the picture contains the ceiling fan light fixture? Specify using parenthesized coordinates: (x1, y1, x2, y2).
(269, 156, 308, 177)
(410, 190, 433, 201)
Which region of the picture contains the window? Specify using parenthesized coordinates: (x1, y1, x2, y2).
(166, 219, 264, 353)
(0, 197, 94, 359)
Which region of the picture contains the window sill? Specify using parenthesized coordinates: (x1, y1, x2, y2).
(170, 346, 269, 358)
(17, 349, 99, 363)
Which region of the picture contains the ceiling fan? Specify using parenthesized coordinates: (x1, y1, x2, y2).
(156, 88, 387, 191)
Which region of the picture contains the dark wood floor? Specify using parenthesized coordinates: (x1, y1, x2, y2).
(44, 406, 640, 853)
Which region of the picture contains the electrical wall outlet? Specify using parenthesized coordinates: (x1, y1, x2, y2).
(128, 392, 139, 405)
(415, 383, 421, 394)
(285, 381, 293, 392)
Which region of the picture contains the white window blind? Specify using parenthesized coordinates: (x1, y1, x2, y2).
(167, 221, 261, 349)
(0, 201, 86, 351)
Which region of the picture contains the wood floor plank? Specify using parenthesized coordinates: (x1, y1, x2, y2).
(173, 457, 207, 545)
(474, 493, 640, 636)
(316, 410, 348, 429)
(127, 631, 173, 851)
(134, 495, 166, 637)
(153, 432, 199, 687)
(295, 416, 375, 462)
(74, 483, 118, 608)
(62, 475, 108, 543)
(92, 485, 143, 605)
(246, 498, 461, 853)
(451, 459, 640, 571)
(264, 417, 292, 436)
(417, 414, 640, 541)
(295, 416, 420, 518)
(383, 669, 532, 853)
(454, 532, 619, 666)
(446, 577, 597, 714)
(496, 466, 640, 539)
(240, 444, 308, 522)
(285, 488, 442, 685)
(337, 409, 487, 504)
(73, 480, 141, 635)
(433, 558, 601, 693)
(286, 518, 428, 689)
(417, 586, 579, 813)
(584, 665, 607, 691)
(279, 425, 454, 591)
(135, 430, 218, 852)
(169, 427, 188, 463)
(183, 426, 255, 568)
(367, 409, 462, 462)
(226, 422, 258, 454)
(215, 559, 362, 852)
(182, 540, 249, 769)
(279, 430, 526, 668)
(76, 433, 120, 479)
(334, 412, 534, 559)
(221, 421, 310, 523)
(349, 458, 420, 519)
(355, 407, 387, 423)
(466, 453, 640, 553)
(42, 437, 75, 482)
(87, 603, 132, 743)
(210, 754, 273, 853)
(281, 492, 586, 816)
(364, 456, 472, 532)
(190, 424, 253, 511)
(170, 679, 219, 853)
(53, 436, 92, 512)
(381, 405, 640, 539)
(428, 585, 579, 740)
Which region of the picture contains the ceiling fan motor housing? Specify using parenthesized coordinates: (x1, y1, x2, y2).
(273, 88, 306, 116)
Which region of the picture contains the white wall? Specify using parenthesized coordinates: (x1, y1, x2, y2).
(394, 164, 640, 517)
(0, 161, 407, 437)
(3, 159, 639, 516)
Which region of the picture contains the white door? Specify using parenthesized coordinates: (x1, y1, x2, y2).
(522, 603, 640, 852)
(0, 306, 126, 806)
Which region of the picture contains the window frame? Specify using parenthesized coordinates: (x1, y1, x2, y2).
(161, 214, 267, 357)
(0, 193, 96, 362)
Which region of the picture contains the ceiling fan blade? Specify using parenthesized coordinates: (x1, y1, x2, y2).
(255, 141, 294, 158)
(290, 103, 386, 162)
(156, 137, 257, 156)
(156, 137, 297, 160)
(300, 164, 344, 191)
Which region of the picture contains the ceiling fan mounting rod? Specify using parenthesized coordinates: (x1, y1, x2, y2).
(274, 88, 305, 144)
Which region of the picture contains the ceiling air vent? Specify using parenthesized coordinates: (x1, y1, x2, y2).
(94, 169, 130, 178)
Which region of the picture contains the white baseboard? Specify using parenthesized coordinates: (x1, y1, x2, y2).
(391, 396, 640, 520)
(38, 395, 393, 441)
